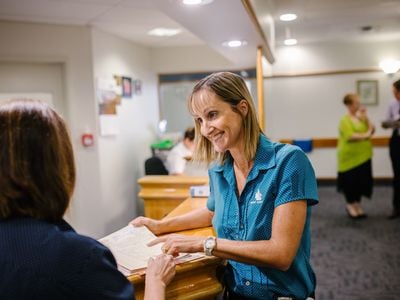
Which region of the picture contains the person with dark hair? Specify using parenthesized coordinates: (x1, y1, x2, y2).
(337, 93, 374, 218)
(0, 99, 175, 299)
(131, 72, 319, 299)
(382, 79, 400, 219)
(165, 127, 195, 175)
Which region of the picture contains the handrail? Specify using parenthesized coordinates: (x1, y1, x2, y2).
(279, 136, 390, 148)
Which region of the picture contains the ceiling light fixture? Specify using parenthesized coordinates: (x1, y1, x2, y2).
(147, 28, 181, 37)
(284, 27, 297, 46)
(284, 38, 298, 46)
(379, 59, 400, 74)
(222, 40, 248, 48)
(182, 0, 213, 6)
(280, 13, 297, 22)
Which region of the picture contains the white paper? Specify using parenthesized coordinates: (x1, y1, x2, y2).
(99, 225, 162, 271)
(99, 225, 206, 275)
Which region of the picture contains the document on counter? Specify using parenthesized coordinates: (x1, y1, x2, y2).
(98, 225, 205, 276)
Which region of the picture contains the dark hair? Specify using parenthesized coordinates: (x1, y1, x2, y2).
(0, 99, 75, 221)
(188, 72, 261, 164)
(343, 93, 357, 106)
(183, 127, 195, 141)
(393, 79, 400, 92)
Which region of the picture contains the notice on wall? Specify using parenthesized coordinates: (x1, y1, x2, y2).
(99, 114, 119, 136)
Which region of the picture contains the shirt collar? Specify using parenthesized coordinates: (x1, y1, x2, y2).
(210, 134, 276, 179)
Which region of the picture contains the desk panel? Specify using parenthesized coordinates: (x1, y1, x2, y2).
(138, 176, 208, 219)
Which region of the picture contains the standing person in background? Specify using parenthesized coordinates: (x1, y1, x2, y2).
(132, 72, 319, 299)
(337, 93, 375, 219)
(166, 127, 195, 175)
(382, 79, 400, 219)
(0, 99, 175, 300)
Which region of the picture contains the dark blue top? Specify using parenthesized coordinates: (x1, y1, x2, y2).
(207, 135, 319, 299)
(0, 217, 134, 299)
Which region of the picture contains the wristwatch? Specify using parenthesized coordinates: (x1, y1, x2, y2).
(203, 236, 217, 256)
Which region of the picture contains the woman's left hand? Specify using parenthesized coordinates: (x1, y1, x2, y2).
(148, 234, 204, 257)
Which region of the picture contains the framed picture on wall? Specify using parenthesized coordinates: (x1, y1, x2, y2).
(122, 76, 132, 98)
(357, 80, 378, 105)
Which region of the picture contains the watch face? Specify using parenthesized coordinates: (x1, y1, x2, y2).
(206, 238, 215, 248)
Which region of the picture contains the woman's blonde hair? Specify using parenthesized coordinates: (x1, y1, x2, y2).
(188, 72, 262, 165)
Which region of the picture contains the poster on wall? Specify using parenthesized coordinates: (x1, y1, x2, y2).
(133, 80, 142, 95)
(96, 77, 120, 136)
(97, 77, 121, 115)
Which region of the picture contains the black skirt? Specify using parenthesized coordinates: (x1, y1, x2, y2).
(337, 159, 373, 203)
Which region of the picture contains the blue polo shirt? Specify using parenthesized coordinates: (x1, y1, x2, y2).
(207, 135, 318, 299)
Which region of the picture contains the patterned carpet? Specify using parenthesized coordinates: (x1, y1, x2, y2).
(312, 185, 400, 299)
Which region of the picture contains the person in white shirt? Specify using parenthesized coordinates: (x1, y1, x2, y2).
(166, 127, 195, 175)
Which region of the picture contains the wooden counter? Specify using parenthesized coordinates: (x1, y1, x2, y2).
(138, 175, 209, 219)
(128, 197, 223, 299)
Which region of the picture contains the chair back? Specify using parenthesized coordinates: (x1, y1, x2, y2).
(145, 156, 169, 175)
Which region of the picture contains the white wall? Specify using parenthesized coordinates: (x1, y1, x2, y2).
(0, 21, 103, 237)
(265, 40, 400, 178)
(0, 62, 65, 112)
(91, 29, 159, 236)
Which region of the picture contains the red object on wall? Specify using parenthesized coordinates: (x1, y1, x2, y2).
(81, 133, 94, 147)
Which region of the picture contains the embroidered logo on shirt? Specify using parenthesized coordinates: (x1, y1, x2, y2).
(250, 189, 263, 204)
(255, 189, 263, 202)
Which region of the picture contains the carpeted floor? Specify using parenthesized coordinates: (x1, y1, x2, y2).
(312, 185, 400, 299)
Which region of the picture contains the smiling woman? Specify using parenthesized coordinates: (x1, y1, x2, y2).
(131, 72, 319, 299)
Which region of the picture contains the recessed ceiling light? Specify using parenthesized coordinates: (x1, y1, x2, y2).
(280, 13, 297, 22)
(147, 28, 181, 37)
(222, 40, 248, 48)
(182, 0, 213, 6)
(284, 38, 297, 46)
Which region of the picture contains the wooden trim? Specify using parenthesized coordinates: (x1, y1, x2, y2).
(256, 46, 265, 131)
(313, 138, 337, 148)
(279, 136, 390, 148)
(241, 0, 275, 64)
(264, 68, 381, 79)
(317, 177, 392, 185)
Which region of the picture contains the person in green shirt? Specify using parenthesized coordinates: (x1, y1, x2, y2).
(337, 93, 375, 218)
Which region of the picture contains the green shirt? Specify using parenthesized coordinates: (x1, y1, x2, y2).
(337, 114, 373, 172)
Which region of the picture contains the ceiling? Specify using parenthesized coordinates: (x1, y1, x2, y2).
(0, 0, 399, 68)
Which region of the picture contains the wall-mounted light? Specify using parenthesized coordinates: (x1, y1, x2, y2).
(222, 40, 248, 48)
(379, 59, 400, 74)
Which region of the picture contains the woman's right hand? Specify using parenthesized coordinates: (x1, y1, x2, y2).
(130, 216, 162, 235)
(146, 254, 176, 286)
(144, 254, 176, 299)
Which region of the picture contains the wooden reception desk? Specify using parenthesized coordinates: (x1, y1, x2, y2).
(138, 175, 209, 219)
(128, 197, 223, 299)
